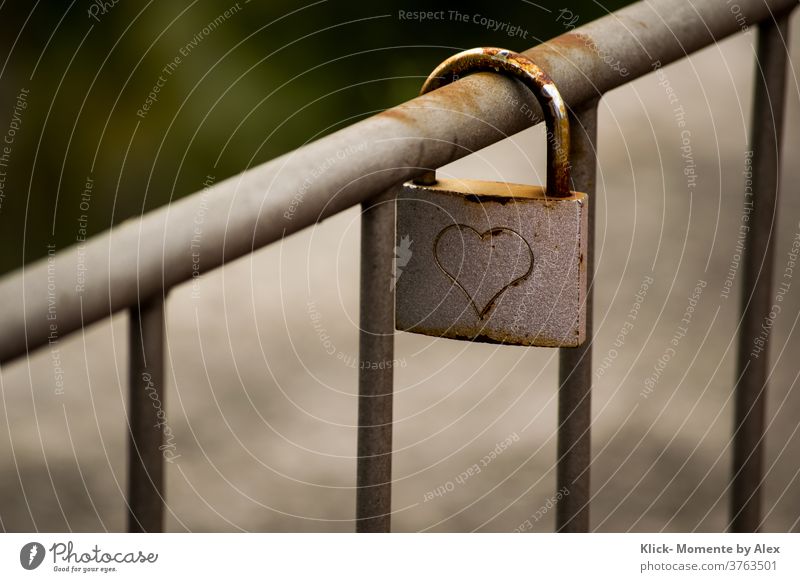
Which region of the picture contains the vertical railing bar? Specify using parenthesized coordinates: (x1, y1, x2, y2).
(127, 295, 166, 533)
(356, 189, 396, 532)
(556, 100, 599, 533)
(731, 11, 791, 533)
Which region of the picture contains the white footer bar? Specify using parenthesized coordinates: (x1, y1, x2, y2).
(1, 533, 797, 581)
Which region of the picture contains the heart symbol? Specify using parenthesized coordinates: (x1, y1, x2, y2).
(433, 224, 534, 319)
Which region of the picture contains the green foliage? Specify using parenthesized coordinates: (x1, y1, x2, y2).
(0, 0, 632, 273)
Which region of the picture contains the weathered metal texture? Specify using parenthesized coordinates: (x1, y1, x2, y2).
(396, 179, 587, 347)
(127, 296, 166, 533)
(356, 190, 395, 533)
(420, 47, 572, 197)
(397, 47, 586, 348)
(556, 103, 598, 533)
(521, 1, 794, 108)
(731, 12, 791, 534)
(0, 0, 794, 362)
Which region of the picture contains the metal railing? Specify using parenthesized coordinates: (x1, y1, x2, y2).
(0, 0, 795, 532)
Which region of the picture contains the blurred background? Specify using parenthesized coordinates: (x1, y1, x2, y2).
(1, 0, 800, 532)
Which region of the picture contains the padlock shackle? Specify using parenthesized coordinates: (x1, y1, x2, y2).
(419, 47, 572, 198)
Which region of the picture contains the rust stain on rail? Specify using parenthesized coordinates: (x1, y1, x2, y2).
(533, 32, 601, 64)
(378, 106, 416, 125)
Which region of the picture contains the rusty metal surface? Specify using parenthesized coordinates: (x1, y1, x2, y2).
(356, 191, 396, 533)
(556, 103, 598, 533)
(420, 47, 572, 197)
(731, 12, 791, 533)
(0, 0, 795, 362)
(127, 297, 166, 533)
(396, 179, 587, 347)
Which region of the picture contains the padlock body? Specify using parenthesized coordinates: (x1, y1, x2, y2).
(395, 178, 587, 347)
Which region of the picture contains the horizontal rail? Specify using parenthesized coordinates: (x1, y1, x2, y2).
(0, 0, 794, 363)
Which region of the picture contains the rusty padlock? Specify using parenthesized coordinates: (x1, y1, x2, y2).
(395, 48, 588, 347)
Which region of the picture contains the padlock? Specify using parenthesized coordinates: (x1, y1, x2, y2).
(394, 48, 588, 347)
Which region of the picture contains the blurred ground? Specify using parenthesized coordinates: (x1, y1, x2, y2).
(1, 16, 800, 532)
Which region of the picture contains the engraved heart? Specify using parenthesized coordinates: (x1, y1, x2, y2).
(433, 224, 534, 319)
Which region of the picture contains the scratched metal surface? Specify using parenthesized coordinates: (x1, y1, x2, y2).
(395, 179, 587, 347)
